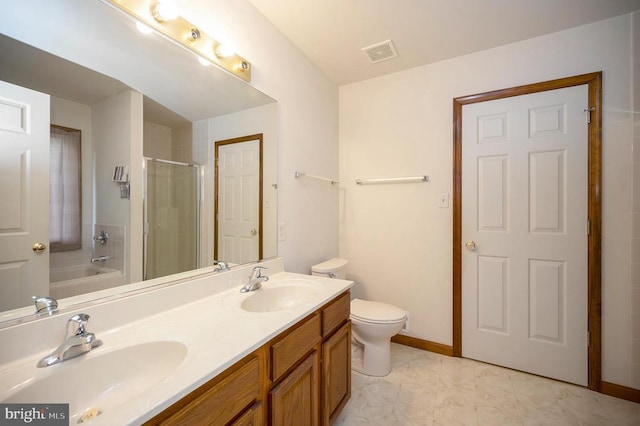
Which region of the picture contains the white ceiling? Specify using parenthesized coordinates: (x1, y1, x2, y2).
(248, 0, 640, 86)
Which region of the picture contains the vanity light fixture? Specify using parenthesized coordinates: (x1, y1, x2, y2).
(214, 42, 236, 58)
(102, 0, 251, 82)
(187, 28, 201, 42)
(151, 0, 178, 23)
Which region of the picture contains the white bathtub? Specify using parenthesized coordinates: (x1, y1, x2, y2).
(50, 265, 125, 299)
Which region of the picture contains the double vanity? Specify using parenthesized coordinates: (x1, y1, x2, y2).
(0, 258, 353, 425)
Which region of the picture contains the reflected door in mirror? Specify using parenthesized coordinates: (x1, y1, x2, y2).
(215, 135, 263, 264)
(0, 80, 50, 310)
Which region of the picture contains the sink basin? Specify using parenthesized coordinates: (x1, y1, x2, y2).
(3, 341, 187, 423)
(241, 285, 319, 312)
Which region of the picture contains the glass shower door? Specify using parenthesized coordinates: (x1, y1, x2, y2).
(144, 158, 200, 280)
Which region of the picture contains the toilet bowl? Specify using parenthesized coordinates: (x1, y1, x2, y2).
(311, 258, 407, 377)
(350, 299, 406, 376)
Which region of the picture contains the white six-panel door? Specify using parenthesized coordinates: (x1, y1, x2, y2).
(0, 80, 50, 311)
(461, 85, 588, 385)
(217, 139, 260, 264)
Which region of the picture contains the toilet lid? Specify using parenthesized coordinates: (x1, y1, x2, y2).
(311, 258, 347, 273)
(350, 299, 406, 323)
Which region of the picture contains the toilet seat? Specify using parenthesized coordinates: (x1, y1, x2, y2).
(350, 299, 406, 324)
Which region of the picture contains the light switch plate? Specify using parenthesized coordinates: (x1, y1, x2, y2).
(438, 193, 449, 208)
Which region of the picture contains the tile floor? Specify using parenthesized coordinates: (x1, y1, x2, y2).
(334, 343, 640, 426)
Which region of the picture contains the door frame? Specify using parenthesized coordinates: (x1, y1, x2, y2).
(452, 72, 602, 390)
(214, 133, 264, 261)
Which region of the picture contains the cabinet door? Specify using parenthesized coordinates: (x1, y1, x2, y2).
(230, 402, 263, 426)
(322, 322, 351, 425)
(270, 351, 319, 426)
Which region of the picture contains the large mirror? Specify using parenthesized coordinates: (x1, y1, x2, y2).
(0, 0, 277, 325)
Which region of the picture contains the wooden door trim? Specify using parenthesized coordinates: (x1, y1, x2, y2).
(214, 133, 264, 261)
(452, 72, 602, 391)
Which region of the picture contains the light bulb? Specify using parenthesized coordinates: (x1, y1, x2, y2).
(152, 1, 179, 22)
(198, 56, 210, 67)
(215, 42, 236, 58)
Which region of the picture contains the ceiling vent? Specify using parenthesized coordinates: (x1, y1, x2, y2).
(361, 39, 398, 64)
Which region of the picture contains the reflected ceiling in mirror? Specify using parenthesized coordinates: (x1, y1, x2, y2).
(0, 0, 278, 327)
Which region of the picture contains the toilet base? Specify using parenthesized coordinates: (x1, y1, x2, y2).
(350, 336, 392, 377)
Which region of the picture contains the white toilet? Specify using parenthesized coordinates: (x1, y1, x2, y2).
(311, 258, 407, 377)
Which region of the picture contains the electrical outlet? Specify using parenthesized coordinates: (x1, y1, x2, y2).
(402, 311, 410, 332)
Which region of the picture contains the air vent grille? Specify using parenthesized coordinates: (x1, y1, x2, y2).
(361, 40, 398, 64)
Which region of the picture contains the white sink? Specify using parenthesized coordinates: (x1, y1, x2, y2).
(3, 341, 187, 423)
(241, 285, 319, 312)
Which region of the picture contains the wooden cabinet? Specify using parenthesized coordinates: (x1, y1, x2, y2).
(230, 402, 263, 426)
(146, 290, 351, 426)
(269, 351, 319, 425)
(145, 351, 263, 426)
(322, 322, 351, 425)
(270, 314, 321, 382)
(321, 291, 350, 338)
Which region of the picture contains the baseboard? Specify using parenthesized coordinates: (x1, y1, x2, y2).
(600, 381, 640, 403)
(391, 334, 453, 357)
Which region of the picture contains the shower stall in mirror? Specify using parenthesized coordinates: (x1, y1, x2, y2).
(143, 158, 201, 280)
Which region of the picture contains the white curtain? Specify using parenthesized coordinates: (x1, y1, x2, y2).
(50, 126, 81, 251)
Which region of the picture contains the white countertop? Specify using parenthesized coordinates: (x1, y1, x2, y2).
(0, 261, 353, 425)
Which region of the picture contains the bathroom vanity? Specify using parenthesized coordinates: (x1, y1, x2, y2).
(146, 291, 351, 425)
(0, 258, 353, 425)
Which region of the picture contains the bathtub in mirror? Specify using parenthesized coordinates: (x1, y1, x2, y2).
(0, 0, 278, 326)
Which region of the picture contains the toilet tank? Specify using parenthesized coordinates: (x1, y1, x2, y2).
(311, 258, 348, 279)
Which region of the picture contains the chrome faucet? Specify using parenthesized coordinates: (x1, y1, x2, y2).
(94, 230, 108, 245)
(240, 266, 269, 293)
(214, 260, 230, 272)
(37, 314, 102, 368)
(90, 255, 110, 263)
(32, 295, 58, 315)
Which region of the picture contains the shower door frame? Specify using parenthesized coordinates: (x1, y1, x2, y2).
(143, 157, 202, 280)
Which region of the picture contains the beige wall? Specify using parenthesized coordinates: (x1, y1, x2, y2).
(178, 0, 339, 274)
(92, 89, 144, 283)
(339, 14, 637, 388)
(194, 103, 278, 267)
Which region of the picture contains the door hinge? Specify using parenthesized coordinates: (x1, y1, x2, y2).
(584, 107, 595, 124)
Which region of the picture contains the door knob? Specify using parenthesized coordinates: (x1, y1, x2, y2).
(32, 242, 47, 253)
(465, 241, 476, 251)
(250, 229, 257, 236)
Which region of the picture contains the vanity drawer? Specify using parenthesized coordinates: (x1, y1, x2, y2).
(270, 313, 321, 382)
(149, 353, 261, 426)
(321, 291, 350, 338)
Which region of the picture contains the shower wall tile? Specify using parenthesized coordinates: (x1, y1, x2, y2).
(93, 224, 125, 273)
(172, 123, 193, 164)
(144, 121, 172, 160)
